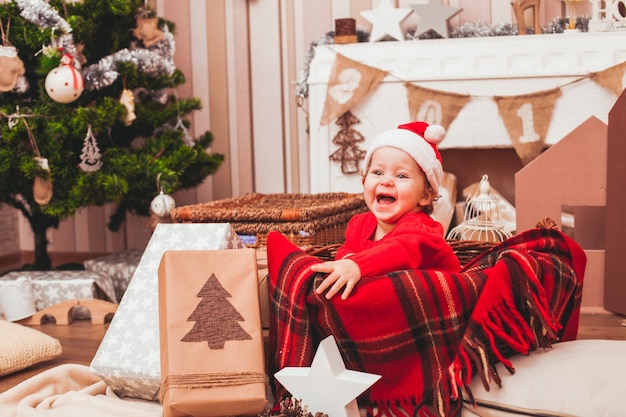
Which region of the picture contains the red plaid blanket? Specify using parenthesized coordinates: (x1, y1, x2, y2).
(267, 225, 585, 417)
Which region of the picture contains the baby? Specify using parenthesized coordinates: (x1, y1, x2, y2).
(311, 121, 461, 300)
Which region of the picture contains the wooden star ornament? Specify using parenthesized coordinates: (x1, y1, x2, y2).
(361, 0, 413, 42)
(133, 17, 164, 47)
(274, 335, 381, 417)
(410, 0, 463, 38)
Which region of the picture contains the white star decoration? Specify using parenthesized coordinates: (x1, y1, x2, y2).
(274, 336, 381, 417)
(361, 0, 413, 42)
(410, 0, 462, 38)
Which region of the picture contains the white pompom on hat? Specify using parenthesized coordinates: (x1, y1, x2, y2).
(362, 121, 446, 194)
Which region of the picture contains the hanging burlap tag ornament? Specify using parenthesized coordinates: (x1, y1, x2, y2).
(405, 82, 471, 130)
(119, 88, 137, 126)
(33, 157, 53, 205)
(0, 16, 24, 92)
(0, 45, 25, 92)
(590, 60, 626, 97)
(494, 89, 561, 165)
(320, 53, 388, 126)
(19, 115, 53, 205)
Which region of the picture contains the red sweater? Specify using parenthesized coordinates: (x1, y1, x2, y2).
(336, 211, 461, 277)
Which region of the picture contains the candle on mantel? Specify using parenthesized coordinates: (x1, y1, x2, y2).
(335, 18, 357, 44)
(564, 0, 584, 31)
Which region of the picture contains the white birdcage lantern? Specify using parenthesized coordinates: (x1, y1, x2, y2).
(447, 175, 512, 243)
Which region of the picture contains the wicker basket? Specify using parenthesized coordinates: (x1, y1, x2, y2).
(446, 239, 496, 267)
(306, 218, 559, 267)
(305, 240, 496, 266)
(170, 192, 368, 247)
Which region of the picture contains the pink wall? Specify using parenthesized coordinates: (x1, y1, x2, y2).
(16, 0, 603, 255)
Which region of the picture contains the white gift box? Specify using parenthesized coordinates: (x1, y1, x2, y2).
(83, 249, 144, 302)
(0, 276, 36, 321)
(0, 270, 116, 319)
(90, 223, 246, 400)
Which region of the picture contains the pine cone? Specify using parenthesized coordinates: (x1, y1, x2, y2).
(263, 398, 328, 417)
(535, 217, 559, 230)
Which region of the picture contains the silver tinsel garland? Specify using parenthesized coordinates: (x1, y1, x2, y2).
(82, 27, 176, 91)
(14, 0, 176, 91)
(294, 31, 334, 100)
(16, 0, 72, 34)
(294, 28, 369, 100)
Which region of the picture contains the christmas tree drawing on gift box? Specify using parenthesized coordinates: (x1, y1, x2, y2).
(182, 273, 252, 350)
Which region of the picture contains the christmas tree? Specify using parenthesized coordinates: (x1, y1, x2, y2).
(0, 0, 224, 270)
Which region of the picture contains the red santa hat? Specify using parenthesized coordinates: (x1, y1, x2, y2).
(362, 121, 446, 194)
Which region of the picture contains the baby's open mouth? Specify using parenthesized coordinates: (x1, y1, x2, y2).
(376, 194, 396, 204)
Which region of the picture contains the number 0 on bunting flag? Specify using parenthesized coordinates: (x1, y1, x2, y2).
(405, 82, 471, 131)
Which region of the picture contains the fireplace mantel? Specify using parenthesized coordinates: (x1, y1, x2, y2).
(307, 32, 626, 193)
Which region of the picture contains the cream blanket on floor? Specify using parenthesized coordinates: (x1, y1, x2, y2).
(0, 364, 162, 417)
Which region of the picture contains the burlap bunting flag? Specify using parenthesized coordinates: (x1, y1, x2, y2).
(319, 52, 626, 165)
(405, 82, 471, 130)
(320, 53, 388, 126)
(494, 89, 562, 165)
(590, 60, 626, 97)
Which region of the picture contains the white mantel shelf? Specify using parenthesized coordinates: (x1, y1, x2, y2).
(308, 32, 626, 88)
(307, 31, 626, 193)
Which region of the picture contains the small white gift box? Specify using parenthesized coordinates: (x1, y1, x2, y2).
(0, 276, 36, 321)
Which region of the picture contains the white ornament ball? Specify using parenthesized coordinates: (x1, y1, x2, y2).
(45, 65, 84, 103)
(150, 191, 176, 217)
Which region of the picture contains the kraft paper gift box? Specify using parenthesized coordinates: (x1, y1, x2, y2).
(159, 249, 267, 417)
(90, 223, 246, 400)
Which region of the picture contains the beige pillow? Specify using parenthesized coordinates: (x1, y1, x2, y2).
(462, 339, 626, 417)
(0, 320, 62, 376)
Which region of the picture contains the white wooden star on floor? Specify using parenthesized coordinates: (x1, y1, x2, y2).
(274, 335, 381, 417)
(410, 0, 462, 38)
(361, 0, 413, 42)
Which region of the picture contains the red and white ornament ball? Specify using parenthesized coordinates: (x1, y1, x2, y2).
(45, 54, 84, 103)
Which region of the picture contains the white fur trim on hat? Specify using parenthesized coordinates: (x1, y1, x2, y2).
(362, 127, 444, 194)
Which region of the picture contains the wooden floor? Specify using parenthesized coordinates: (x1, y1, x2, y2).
(577, 311, 626, 341)
(0, 312, 624, 394)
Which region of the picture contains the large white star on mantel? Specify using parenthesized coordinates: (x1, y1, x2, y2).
(360, 0, 413, 42)
(410, 0, 462, 39)
(274, 335, 381, 417)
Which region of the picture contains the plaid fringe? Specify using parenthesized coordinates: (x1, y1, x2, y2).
(267, 227, 585, 417)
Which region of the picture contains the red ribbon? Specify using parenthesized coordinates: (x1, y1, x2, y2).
(61, 54, 83, 91)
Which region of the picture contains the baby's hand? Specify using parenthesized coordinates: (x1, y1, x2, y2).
(310, 259, 361, 300)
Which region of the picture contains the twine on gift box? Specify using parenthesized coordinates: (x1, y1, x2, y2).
(159, 371, 268, 402)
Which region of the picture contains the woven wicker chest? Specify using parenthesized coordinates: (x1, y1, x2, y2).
(170, 192, 368, 247)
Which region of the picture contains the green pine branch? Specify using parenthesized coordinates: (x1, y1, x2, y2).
(0, 0, 224, 269)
